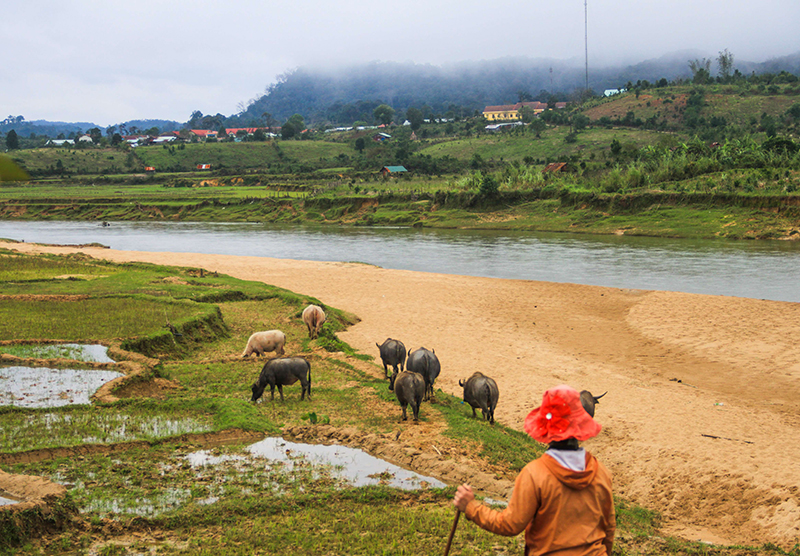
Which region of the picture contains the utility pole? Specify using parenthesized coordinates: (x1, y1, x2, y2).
(584, 0, 589, 94)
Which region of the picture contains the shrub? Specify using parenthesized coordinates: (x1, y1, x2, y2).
(480, 174, 499, 196)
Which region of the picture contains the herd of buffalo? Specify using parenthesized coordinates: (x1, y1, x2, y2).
(244, 304, 606, 425)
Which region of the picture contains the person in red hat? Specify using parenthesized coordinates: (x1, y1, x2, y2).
(453, 384, 615, 556)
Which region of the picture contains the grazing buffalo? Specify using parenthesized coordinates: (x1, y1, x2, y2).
(459, 372, 500, 424)
(391, 371, 425, 422)
(251, 357, 311, 402)
(376, 338, 406, 378)
(241, 330, 286, 358)
(579, 390, 607, 418)
(302, 304, 326, 339)
(406, 347, 440, 401)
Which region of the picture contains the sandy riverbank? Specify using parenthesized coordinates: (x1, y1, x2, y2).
(3, 240, 799, 546)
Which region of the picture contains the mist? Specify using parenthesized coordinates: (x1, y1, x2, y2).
(3, 0, 799, 126)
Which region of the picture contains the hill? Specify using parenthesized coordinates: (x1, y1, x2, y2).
(0, 118, 183, 140)
(235, 51, 800, 125)
(3, 51, 800, 136)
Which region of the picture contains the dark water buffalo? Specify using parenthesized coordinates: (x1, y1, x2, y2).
(391, 371, 425, 421)
(251, 357, 312, 402)
(302, 304, 326, 339)
(459, 372, 500, 424)
(376, 338, 406, 378)
(579, 390, 607, 418)
(406, 347, 440, 401)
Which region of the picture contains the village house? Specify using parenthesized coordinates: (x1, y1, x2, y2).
(380, 165, 407, 177)
(190, 129, 218, 140)
(482, 101, 548, 121)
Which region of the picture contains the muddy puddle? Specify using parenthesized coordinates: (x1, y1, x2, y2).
(1, 343, 115, 363)
(0, 366, 124, 408)
(189, 437, 447, 491)
(0, 491, 20, 506)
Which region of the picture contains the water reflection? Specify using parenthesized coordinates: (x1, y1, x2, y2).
(0, 343, 115, 364)
(0, 366, 124, 408)
(246, 437, 446, 490)
(0, 493, 20, 506)
(185, 437, 446, 491)
(1, 220, 798, 302)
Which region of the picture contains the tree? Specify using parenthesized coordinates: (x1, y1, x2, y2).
(480, 173, 499, 197)
(717, 49, 734, 82)
(519, 107, 538, 124)
(111, 133, 122, 146)
(261, 112, 277, 130)
(572, 114, 590, 132)
(6, 129, 19, 150)
(689, 58, 712, 84)
(529, 118, 546, 138)
(288, 114, 305, 131)
(373, 104, 395, 126)
(405, 107, 424, 131)
(106, 125, 117, 137)
(188, 110, 203, 128)
(281, 113, 305, 139)
(88, 127, 103, 143)
(354, 137, 366, 153)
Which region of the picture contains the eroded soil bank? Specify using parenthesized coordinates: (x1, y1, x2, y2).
(2, 240, 799, 547)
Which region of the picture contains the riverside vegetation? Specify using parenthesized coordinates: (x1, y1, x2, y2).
(2, 83, 800, 240)
(1, 249, 799, 555)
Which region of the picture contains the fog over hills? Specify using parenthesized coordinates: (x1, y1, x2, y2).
(233, 50, 800, 124)
(4, 51, 800, 135)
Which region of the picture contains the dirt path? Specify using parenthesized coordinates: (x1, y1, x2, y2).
(3, 240, 799, 546)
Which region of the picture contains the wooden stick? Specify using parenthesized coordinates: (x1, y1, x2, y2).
(444, 510, 461, 556)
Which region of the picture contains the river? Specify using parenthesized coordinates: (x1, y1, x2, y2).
(1, 220, 799, 303)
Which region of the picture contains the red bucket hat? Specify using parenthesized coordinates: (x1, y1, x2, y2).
(524, 384, 602, 443)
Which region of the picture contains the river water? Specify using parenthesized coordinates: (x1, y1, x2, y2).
(1, 220, 799, 303)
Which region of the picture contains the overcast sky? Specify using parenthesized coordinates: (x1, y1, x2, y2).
(4, 0, 800, 126)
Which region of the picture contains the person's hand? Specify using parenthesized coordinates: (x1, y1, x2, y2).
(453, 484, 474, 512)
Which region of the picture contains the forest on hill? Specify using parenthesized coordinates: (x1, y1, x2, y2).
(228, 51, 800, 126)
(3, 50, 800, 138)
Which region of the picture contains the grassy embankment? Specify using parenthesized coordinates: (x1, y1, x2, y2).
(3, 250, 797, 555)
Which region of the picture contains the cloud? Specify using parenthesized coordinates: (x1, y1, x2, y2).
(4, 0, 800, 125)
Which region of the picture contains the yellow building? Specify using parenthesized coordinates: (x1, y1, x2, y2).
(482, 101, 548, 121)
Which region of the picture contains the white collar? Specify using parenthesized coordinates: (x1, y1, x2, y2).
(545, 448, 586, 471)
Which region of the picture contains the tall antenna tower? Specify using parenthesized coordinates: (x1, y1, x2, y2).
(584, 0, 589, 93)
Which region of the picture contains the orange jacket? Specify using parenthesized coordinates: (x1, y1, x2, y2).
(465, 451, 615, 556)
